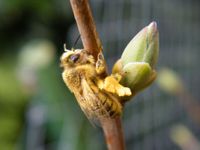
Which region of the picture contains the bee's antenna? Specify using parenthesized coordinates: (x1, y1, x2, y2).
(72, 34, 81, 50)
(64, 44, 71, 52)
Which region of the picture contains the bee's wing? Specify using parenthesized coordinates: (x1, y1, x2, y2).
(74, 78, 110, 125)
(73, 91, 95, 123)
(82, 78, 111, 118)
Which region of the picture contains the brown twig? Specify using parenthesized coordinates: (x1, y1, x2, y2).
(70, 0, 102, 59)
(100, 117, 125, 150)
(69, 0, 125, 150)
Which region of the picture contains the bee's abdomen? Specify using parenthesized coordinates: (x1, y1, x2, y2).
(93, 91, 122, 118)
(103, 95, 122, 117)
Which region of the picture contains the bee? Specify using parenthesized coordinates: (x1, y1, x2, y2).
(60, 47, 131, 121)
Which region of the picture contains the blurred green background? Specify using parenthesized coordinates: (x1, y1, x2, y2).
(0, 0, 200, 150)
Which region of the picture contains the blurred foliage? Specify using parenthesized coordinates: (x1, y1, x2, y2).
(170, 125, 200, 150)
(0, 58, 28, 150)
(0, 0, 73, 55)
(156, 68, 183, 94)
(0, 0, 86, 149)
(0, 0, 105, 149)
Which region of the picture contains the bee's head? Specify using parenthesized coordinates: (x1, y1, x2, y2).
(60, 48, 95, 68)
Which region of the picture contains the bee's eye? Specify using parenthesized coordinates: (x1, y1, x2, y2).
(69, 54, 80, 63)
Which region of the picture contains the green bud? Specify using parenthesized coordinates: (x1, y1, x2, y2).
(121, 21, 159, 69)
(121, 62, 151, 91)
(117, 22, 159, 96)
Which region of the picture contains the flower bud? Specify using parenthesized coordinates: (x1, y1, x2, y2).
(121, 62, 156, 93)
(114, 22, 159, 96)
(121, 21, 159, 69)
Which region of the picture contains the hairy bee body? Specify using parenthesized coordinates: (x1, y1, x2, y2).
(61, 49, 122, 120)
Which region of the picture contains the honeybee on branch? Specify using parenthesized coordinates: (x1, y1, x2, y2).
(60, 47, 132, 121)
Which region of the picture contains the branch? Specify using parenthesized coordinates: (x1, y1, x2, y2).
(70, 0, 102, 59)
(69, 0, 125, 150)
(100, 117, 125, 150)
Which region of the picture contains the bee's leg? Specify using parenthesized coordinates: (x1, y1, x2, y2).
(99, 75, 132, 97)
(96, 52, 107, 75)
